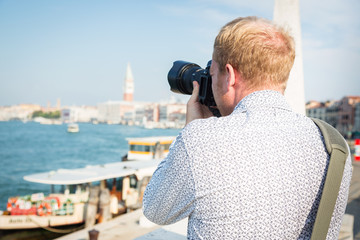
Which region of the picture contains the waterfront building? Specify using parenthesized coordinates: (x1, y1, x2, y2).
(306, 97, 360, 137)
(61, 106, 98, 123)
(61, 109, 71, 122)
(0, 104, 42, 121)
(133, 103, 157, 125)
(354, 102, 360, 133)
(325, 100, 340, 129)
(122, 102, 181, 127)
(306, 101, 326, 121)
(306, 96, 360, 137)
(97, 101, 162, 126)
(96, 62, 187, 127)
(97, 101, 134, 124)
(158, 102, 186, 126)
(337, 96, 360, 136)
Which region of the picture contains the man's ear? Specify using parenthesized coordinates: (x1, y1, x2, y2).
(225, 63, 236, 88)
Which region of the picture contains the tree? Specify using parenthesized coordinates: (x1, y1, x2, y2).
(32, 110, 60, 119)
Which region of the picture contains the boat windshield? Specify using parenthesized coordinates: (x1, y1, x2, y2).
(129, 144, 155, 153)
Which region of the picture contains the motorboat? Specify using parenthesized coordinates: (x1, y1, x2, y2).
(124, 136, 175, 161)
(67, 123, 79, 133)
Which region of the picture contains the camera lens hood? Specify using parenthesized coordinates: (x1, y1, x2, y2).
(168, 61, 201, 95)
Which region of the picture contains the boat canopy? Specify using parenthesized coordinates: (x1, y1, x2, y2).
(23, 160, 160, 185)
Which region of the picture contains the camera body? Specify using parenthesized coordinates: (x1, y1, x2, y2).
(167, 60, 218, 110)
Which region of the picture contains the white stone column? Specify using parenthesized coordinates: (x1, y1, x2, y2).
(273, 0, 306, 114)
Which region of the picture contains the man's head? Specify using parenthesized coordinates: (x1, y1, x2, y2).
(210, 16, 296, 116)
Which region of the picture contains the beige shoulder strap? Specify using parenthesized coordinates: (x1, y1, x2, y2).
(310, 118, 349, 240)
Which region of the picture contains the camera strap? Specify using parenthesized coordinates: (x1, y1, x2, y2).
(310, 118, 349, 240)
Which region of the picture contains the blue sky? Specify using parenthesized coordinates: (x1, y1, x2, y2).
(0, 0, 359, 106)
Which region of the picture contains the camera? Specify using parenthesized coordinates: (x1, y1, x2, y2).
(168, 60, 220, 116)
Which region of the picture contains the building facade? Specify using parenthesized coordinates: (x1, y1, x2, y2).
(337, 96, 360, 136)
(61, 106, 98, 123)
(306, 96, 360, 138)
(305, 101, 326, 121)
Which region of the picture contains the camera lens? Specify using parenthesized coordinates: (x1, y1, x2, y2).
(168, 61, 202, 95)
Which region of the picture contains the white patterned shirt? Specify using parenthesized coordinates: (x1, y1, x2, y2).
(143, 90, 352, 240)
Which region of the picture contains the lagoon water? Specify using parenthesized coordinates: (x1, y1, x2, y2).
(0, 121, 181, 211)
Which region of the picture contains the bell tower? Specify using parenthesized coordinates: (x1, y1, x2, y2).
(123, 63, 134, 102)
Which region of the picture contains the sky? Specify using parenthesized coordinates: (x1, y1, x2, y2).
(0, 0, 359, 107)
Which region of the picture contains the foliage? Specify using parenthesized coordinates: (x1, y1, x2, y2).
(32, 110, 61, 119)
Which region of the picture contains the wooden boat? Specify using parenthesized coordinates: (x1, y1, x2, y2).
(0, 136, 175, 234)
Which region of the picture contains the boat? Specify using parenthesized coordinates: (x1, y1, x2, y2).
(124, 136, 175, 161)
(0, 160, 160, 232)
(67, 123, 79, 133)
(0, 136, 175, 233)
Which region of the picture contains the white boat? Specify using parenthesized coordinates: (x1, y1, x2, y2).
(67, 123, 79, 133)
(0, 135, 176, 233)
(0, 160, 161, 231)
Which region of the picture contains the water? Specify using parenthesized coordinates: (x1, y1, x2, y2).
(0, 121, 181, 211)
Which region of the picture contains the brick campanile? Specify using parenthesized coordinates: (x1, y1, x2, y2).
(123, 63, 134, 102)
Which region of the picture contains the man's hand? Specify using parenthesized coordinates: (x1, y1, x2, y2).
(186, 81, 213, 125)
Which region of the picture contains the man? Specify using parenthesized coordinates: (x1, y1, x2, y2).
(143, 16, 352, 239)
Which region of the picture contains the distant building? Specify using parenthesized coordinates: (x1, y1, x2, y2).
(337, 96, 360, 136)
(325, 100, 340, 129)
(61, 106, 98, 123)
(307, 96, 360, 137)
(305, 101, 326, 121)
(0, 104, 42, 121)
(97, 101, 134, 124)
(158, 103, 186, 124)
(61, 109, 71, 122)
(354, 102, 360, 133)
(96, 62, 187, 127)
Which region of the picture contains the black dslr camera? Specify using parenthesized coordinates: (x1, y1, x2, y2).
(167, 60, 221, 117)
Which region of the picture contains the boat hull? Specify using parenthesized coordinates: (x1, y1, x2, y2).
(0, 203, 85, 230)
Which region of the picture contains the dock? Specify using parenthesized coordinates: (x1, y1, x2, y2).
(56, 159, 360, 240)
(55, 209, 187, 240)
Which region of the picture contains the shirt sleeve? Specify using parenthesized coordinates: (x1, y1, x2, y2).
(142, 132, 196, 225)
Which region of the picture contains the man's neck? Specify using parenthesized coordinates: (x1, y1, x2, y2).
(235, 85, 284, 108)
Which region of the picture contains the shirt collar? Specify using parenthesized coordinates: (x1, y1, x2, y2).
(232, 90, 292, 114)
